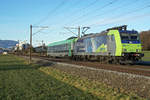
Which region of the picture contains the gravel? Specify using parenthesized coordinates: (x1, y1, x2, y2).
(53, 62, 150, 99)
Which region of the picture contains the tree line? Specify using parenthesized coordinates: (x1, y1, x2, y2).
(140, 30, 150, 51)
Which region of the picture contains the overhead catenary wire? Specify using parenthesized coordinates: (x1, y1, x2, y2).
(87, 4, 150, 27)
(59, 0, 100, 26)
(92, 13, 150, 29)
(64, 27, 79, 37)
(63, 1, 148, 38)
(72, 0, 140, 26)
(67, 0, 99, 18)
(33, 28, 46, 36)
(90, 0, 141, 19)
(34, 0, 66, 26)
(32, 0, 150, 44)
(65, 0, 119, 26)
(34, 0, 85, 30)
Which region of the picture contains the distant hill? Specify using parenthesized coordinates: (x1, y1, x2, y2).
(0, 40, 18, 48)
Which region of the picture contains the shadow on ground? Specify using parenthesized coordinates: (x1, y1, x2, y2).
(135, 61, 150, 66)
(0, 60, 55, 71)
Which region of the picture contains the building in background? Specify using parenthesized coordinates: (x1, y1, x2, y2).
(12, 41, 30, 55)
(0, 48, 3, 54)
(14, 41, 30, 51)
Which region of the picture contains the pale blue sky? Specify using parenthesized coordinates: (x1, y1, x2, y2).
(0, 0, 150, 46)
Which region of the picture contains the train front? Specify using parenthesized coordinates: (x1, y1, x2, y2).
(119, 30, 144, 61)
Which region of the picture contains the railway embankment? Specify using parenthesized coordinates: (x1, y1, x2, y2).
(28, 57, 150, 99)
(53, 63, 150, 99)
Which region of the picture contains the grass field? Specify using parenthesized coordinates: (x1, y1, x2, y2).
(142, 51, 150, 61)
(0, 55, 145, 100)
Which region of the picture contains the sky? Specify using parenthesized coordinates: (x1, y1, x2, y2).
(0, 0, 150, 46)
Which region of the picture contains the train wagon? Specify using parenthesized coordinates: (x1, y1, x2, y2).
(47, 37, 77, 57)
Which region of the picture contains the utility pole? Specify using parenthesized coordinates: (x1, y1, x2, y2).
(42, 40, 44, 46)
(78, 26, 80, 38)
(17, 40, 20, 55)
(30, 25, 32, 63)
(29, 25, 48, 63)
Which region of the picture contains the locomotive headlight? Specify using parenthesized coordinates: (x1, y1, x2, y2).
(123, 49, 127, 52)
(136, 49, 140, 52)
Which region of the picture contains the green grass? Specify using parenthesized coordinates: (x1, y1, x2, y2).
(142, 51, 150, 61)
(0, 55, 145, 100)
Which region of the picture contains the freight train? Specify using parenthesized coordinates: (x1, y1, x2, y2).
(47, 25, 144, 64)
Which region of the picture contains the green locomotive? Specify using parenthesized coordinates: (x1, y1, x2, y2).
(47, 25, 144, 64)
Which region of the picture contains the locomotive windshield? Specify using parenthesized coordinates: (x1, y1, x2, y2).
(130, 34, 139, 41)
(121, 33, 129, 41)
(120, 31, 139, 41)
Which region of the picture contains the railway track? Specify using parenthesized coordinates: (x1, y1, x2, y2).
(30, 55, 150, 77)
